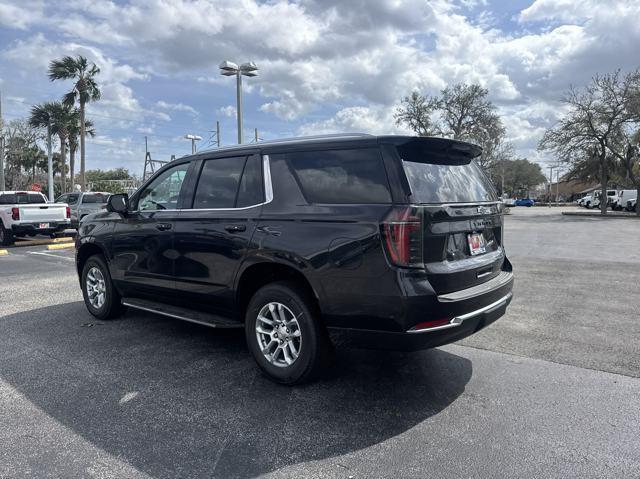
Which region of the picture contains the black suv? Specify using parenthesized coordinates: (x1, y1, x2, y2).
(76, 134, 513, 384)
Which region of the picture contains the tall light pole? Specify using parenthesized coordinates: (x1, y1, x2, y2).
(219, 61, 258, 144)
(184, 134, 202, 154)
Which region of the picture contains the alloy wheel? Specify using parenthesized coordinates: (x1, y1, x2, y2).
(255, 302, 302, 368)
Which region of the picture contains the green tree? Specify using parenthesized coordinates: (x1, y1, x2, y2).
(501, 158, 547, 198)
(49, 55, 101, 192)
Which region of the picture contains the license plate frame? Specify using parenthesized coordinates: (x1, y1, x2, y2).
(38, 223, 50, 229)
(467, 232, 486, 256)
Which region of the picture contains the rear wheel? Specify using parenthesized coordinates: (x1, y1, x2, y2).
(0, 224, 14, 246)
(245, 281, 332, 385)
(81, 254, 125, 320)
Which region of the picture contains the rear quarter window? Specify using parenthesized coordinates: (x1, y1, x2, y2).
(284, 148, 391, 204)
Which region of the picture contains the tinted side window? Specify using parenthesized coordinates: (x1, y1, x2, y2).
(55, 194, 68, 203)
(68, 194, 80, 204)
(237, 156, 264, 207)
(0, 194, 13, 204)
(286, 148, 391, 204)
(137, 163, 189, 211)
(193, 157, 245, 209)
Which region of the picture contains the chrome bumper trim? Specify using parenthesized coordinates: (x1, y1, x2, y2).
(407, 292, 512, 334)
(437, 271, 513, 303)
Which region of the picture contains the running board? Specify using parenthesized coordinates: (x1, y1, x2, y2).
(121, 298, 242, 329)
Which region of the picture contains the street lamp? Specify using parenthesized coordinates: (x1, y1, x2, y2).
(219, 60, 258, 144)
(184, 134, 202, 154)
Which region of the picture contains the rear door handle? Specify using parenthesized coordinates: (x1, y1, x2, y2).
(225, 224, 246, 233)
(155, 223, 172, 231)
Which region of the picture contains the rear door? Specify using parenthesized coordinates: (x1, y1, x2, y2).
(390, 139, 506, 294)
(173, 153, 264, 314)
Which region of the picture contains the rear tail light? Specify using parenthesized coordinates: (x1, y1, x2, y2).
(11, 207, 19, 221)
(381, 206, 423, 268)
(66, 206, 71, 218)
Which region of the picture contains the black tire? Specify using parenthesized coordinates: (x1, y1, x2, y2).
(245, 281, 332, 385)
(81, 254, 125, 320)
(0, 224, 14, 246)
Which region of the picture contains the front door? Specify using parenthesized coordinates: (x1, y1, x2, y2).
(173, 154, 264, 315)
(109, 162, 191, 298)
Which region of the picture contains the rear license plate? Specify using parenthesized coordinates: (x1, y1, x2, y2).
(39, 223, 49, 229)
(467, 232, 486, 256)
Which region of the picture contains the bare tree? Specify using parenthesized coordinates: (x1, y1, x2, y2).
(394, 91, 440, 137)
(395, 83, 509, 172)
(539, 70, 639, 214)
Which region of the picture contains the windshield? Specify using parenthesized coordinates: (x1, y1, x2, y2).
(401, 159, 497, 203)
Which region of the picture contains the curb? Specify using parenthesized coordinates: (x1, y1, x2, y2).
(562, 212, 640, 219)
(47, 243, 75, 250)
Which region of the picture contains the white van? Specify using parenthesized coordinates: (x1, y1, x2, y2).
(613, 190, 637, 211)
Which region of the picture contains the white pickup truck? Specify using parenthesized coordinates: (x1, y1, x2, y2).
(0, 191, 71, 246)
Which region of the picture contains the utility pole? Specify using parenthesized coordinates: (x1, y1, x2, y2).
(216, 121, 220, 147)
(0, 90, 4, 191)
(556, 169, 560, 204)
(254, 128, 258, 143)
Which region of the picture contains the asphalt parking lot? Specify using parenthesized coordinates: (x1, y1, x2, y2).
(0, 208, 639, 478)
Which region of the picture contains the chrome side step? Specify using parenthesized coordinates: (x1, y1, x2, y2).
(121, 298, 242, 329)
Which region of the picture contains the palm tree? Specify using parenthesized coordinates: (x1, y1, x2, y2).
(29, 102, 59, 195)
(68, 110, 95, 189)
(50, 104, 76, 193)
(48, 55, 101, 192)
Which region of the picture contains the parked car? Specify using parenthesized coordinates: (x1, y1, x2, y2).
(515, 198, 534, 207)
(610, 190, 635, 211)
(0, 191, 71, 246)
(626, 198, 637, 212)
(578, 194, 592, 207)
(76, 134, 514, 384)
(55, 191, 110, 228)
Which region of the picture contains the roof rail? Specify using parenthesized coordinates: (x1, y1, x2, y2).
(197, 133, 373, 155)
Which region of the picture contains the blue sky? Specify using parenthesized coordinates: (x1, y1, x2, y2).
(1, 0, 640, 175)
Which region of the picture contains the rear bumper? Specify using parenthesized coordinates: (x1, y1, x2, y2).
(11, 222, 69, 235)
(328, 292, 512, 351)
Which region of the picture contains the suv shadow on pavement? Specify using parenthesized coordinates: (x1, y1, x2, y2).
(0, 302, 472, 478)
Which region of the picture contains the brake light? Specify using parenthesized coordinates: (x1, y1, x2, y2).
(66, 206, 71, 218)
(381, 206, 423, 268)
(11, 207, 19, 221)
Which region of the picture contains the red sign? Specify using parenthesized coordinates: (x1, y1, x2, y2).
(30, 183, 42, 192)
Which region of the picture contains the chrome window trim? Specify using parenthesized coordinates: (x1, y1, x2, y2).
(407, 292, 512, 334)
(133, 154, 274, 214)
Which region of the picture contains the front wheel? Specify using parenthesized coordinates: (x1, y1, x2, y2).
(245, 281, 332, 385)
(81, 254, 125, 320)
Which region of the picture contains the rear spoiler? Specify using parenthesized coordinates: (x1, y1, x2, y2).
(382, 136, 482, 165)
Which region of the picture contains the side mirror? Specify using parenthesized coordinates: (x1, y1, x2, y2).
(107, 193, 129, 214)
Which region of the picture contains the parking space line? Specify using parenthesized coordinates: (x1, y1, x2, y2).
(28, 251, 75, 261)
(47, 243, 75, 250)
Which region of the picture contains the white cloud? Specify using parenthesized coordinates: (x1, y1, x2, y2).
(217, 105, 236, 118)
(2, 0, 640, 170)
(156, 100, 198, 116)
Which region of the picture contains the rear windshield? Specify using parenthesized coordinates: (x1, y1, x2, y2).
(82, 193, 109, 204)
(0, 193, 46, 204)
(398, 142, 497, 204)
